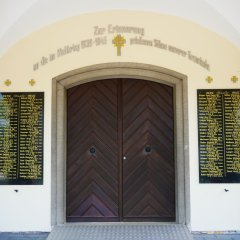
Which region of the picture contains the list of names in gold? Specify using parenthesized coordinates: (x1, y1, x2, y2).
(224, 91, 240, 175)
(198, 89, 240, 183)
(0, 93, 44, 185)
(0, 95, 18, 181)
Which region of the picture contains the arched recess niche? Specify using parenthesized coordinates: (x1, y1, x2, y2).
(51, 62, 189, 225)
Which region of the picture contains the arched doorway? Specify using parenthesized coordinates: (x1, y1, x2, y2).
(51, 63, 189, 225)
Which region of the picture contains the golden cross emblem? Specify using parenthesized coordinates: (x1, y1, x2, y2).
(206, 76, 213, 84)
(4, 79, 11, 86)
(231, 75, 238, 83)
(29, 79, 36, 86)
(112, 35, 126, 56)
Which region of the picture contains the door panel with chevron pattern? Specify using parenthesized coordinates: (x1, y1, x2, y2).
(66, 79, 175, 222)
(122, 79, 175, 221)
(66, 79, 119, 221)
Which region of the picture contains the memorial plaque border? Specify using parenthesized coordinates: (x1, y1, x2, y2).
(197, 89, 240, 184)
(0, 92, 44, 185)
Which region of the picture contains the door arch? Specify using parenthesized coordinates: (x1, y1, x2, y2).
(51, 62, 189, 225)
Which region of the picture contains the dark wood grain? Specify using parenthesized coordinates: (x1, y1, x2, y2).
(66, 79, 175, 222)
(122, 79, 175, 221)
(66, 80, 119, 221)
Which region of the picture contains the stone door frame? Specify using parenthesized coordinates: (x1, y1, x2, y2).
(51, 62, 189, 226)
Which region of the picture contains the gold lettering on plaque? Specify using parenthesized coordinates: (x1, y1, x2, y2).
(0, 93, 44, 185)
(112, 35, 126, 56)
(198, 90, 240, 183)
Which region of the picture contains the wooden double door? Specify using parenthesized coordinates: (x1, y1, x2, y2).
(66, 79, 175, 222)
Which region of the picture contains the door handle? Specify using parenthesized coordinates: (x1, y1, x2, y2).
(89, 147, 96, 154)
(123, 156, 127, 160)
(145, 146, 151, 153)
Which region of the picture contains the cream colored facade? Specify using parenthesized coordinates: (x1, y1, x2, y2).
(0, 11, 240, 232)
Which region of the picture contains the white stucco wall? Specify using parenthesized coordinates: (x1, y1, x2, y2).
(0, 11, 239, 232)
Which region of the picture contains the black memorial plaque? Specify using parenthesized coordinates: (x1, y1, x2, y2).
(0, 92, 44, 185)
(198, 89, 240, 183)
